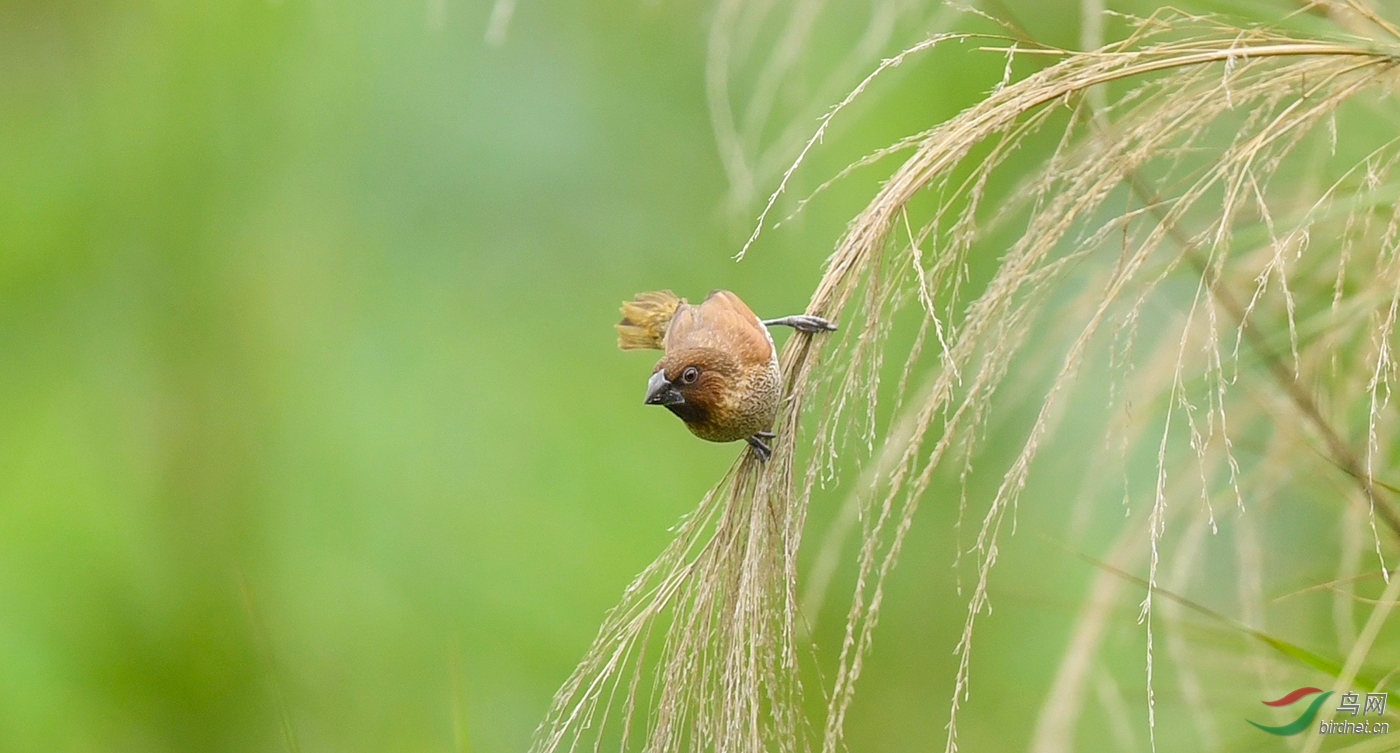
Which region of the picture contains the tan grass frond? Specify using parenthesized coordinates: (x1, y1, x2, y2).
(706, 0, 963, 213)
(536, 8, 1400, 753)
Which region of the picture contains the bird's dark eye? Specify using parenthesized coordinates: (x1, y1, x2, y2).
(681, 366, 700, 384)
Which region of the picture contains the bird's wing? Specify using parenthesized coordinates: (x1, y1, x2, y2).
(665, 290, 775, 366)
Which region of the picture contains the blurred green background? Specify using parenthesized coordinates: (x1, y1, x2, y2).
(2, 1, 1385, 752)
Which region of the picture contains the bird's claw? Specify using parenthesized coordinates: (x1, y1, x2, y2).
(764, 314, 837, 333)
(746, 434, 773, 462)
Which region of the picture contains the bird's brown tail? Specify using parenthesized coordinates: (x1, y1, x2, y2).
(616, 290, 682, 350)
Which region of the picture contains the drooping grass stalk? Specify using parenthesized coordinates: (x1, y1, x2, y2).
(535, 7, 1400, 752)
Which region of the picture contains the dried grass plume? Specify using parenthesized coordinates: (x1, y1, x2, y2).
(535, 4, 1400, 752)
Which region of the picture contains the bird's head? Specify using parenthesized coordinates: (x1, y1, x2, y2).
(644, 347, 740, 425)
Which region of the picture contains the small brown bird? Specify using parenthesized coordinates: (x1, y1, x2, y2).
(616, 289, 836, 460)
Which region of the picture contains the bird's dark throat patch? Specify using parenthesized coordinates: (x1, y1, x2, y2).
(666, 401, 711, 427)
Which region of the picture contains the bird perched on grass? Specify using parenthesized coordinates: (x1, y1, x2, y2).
(616, 289, 836, 461)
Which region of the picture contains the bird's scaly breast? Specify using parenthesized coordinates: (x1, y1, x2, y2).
(683, 361, 780, 443)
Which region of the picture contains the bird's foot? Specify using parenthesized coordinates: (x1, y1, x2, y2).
(746, 434, 773, 462)
(763, 314, 837, 333)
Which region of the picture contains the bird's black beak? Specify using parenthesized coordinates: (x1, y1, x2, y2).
(644, 370, 684, 406)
